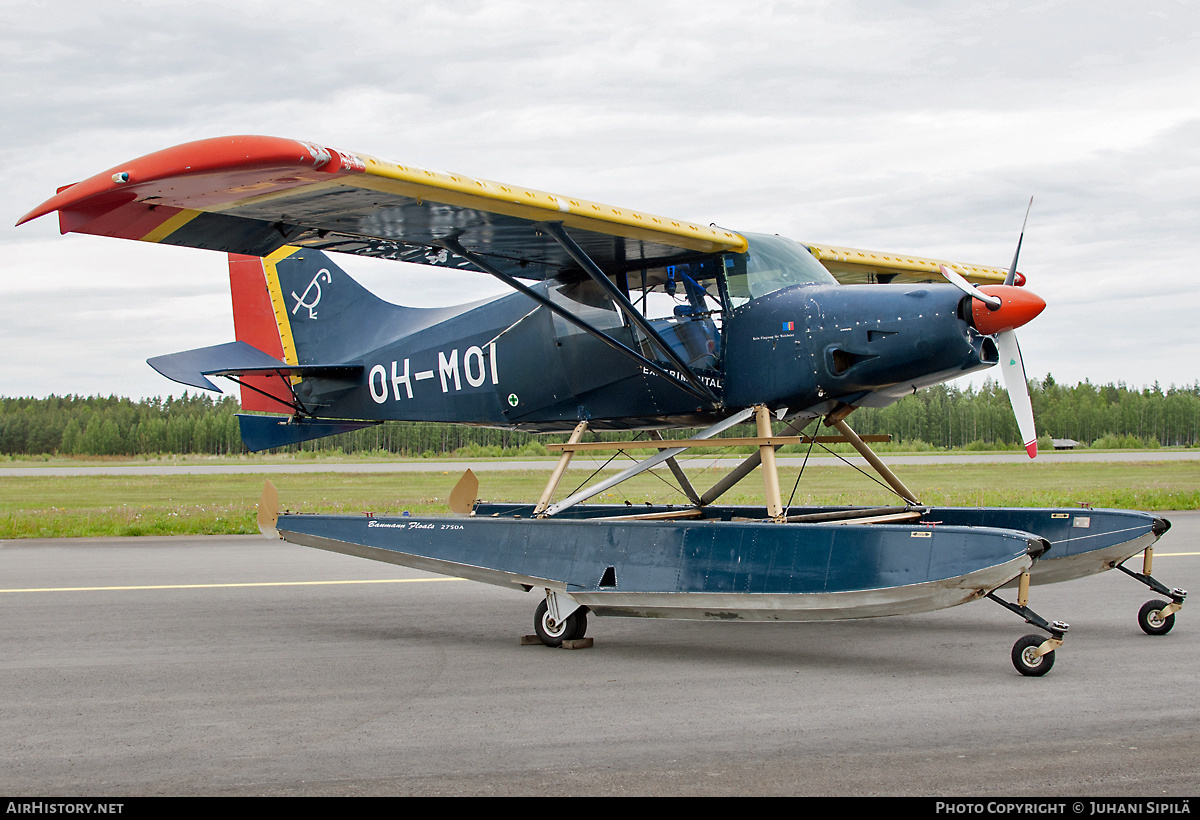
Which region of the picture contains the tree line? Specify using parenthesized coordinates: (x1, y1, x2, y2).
(848, 376, 1199, 450)
(1, 376, 1197, 458)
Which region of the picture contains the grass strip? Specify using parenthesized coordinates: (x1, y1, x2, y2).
(1, 461, 1197, 539)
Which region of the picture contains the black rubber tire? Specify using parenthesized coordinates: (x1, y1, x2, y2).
(1138, 599, 1176, 636)
(565, 608, 588, 642)
(534, 599, 587, 647)
(1011, 634, 1055, 677)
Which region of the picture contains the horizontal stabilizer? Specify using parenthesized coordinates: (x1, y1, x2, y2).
(147, 341, 361, 392)
(237, 414, 378, 452)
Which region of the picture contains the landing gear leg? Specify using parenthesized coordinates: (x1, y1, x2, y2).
(534, 590, 588, 647)
(1115, 548, 1187, 636)
(988, 571, 1069, 677)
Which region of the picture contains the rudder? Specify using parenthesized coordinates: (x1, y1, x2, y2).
(228, 249, 298, 413)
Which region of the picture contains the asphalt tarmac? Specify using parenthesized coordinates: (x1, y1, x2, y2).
(2, 514, 1198, 796)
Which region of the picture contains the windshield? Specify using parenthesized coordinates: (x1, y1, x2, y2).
(723, 233, 836, 308)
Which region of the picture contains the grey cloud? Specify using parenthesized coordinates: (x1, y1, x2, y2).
(3, 0, 1198, 396)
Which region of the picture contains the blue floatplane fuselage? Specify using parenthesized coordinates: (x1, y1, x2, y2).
(225, 233, 1002, 437)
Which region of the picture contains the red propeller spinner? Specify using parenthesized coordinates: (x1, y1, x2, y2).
(971, 284, 1046, 335)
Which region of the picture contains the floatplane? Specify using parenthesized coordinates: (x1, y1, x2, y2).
(20, 136, 1184, 675)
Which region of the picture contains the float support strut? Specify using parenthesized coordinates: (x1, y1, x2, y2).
(649, 430, 702, 506)
(535, 420, 588, 516)
(699, 416, 812, 506)
(829, 417, 920, 505)
(757, 405, 784, 520)
(543, 407, 754, 517)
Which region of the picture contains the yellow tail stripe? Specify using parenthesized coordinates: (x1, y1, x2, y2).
(261, 246, 301, 379)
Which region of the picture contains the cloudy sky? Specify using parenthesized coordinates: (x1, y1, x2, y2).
(4, 0, 1199, 400)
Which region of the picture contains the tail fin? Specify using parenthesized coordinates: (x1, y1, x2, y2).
(228, 252, 294, 412)
(228, 246, 405, 412)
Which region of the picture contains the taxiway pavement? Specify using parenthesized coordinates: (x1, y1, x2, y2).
(2, 514, 1197, 796)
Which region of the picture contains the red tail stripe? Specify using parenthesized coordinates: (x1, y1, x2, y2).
(228, 254, 293, 413)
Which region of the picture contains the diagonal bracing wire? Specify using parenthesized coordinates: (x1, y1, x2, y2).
(783, 418, 821, 515)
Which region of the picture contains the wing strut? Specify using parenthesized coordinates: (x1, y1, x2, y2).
(534, 222, 720, 404)
(433, 236, 717, 406)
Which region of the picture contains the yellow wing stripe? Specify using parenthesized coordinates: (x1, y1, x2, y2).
(140, 208, 203, 243)
(806, 242, 1010, 285)
(354, 155, 748, 255)
(201, 155, 747, 255)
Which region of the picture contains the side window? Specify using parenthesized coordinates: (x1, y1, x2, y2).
(628, 261, 724, 372)
(722, 253, 752, 308)
(548, 278, 624, 337)
(631, 261, 724, 320)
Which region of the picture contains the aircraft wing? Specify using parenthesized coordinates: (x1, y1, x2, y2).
(806, 242, 1014, 287)
(18, 135, 746, 279)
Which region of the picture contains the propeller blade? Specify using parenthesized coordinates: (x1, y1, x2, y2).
(1005, 197, 1034, 286)
(939, 265, 1002, 309)
(996, 330, 1037, 458)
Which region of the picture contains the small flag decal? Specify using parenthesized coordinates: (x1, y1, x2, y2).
(782, 321, 795, 331)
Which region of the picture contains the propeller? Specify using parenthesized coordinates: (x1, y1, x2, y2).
(1004, 197, 1034, 287)
(996, 331, 1037, 458)
(939, 264, 1001, 310)
(940, 199, 1043, 458)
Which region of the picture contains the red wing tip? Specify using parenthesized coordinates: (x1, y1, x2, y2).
(1025, 441, 1038, 458)
(17, 135, 354, 230)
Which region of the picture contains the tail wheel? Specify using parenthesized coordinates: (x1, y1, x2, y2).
(1011, 634, 1055, 677)
(1138, 599, 1176, 636)
(534, 599, 588, 647)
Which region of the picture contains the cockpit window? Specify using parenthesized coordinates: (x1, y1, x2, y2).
(722, 233, 836, 308)
(580, 233, 833, 373)
(619, 259, 724, 372)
